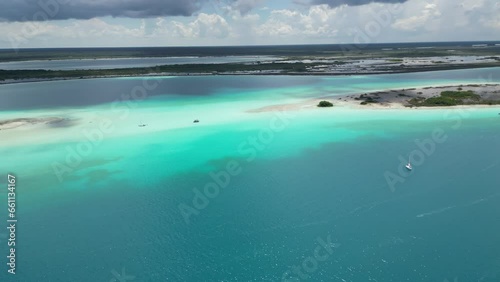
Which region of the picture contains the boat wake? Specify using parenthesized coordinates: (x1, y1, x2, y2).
(416, 206, 455, 218)
(417, 193, 500, 218)
(465, 192, 500, 207)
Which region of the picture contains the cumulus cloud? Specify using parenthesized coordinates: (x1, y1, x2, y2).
(392, 3, 441, 31)
(169, 13, 230, 38)
(0, 0, 208, 22)
(390, 0, 499, 38)
(0, 18, 148, 48)
(1, 0, 499, 47)
(310, 0, 408, 7)
(255, 5, 341, 38)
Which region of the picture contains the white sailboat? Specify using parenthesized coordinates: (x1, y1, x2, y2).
(405, 158, 412, 171)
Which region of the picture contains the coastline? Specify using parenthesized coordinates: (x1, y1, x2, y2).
(247, 83, 500, 112)
(0, 117, 69, 130)
(2, 83, 499, 133)
(1, 64, 500, 86)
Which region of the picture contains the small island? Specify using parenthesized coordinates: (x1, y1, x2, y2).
(341, 84, 500, 108)
(246, 84, 500, 113)
(317, 101, 333, 107)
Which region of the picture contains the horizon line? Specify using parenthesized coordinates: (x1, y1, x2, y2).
(1, 40, 500, 51)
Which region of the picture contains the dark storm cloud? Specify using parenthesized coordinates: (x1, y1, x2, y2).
(0, 0, 209, 22)
(310, 0, 408, 7)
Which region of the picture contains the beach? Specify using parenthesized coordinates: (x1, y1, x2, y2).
(247, 83, 500, 112)
(3, 83, 500, 148)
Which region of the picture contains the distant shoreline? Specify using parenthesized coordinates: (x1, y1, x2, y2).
(1, 64, 500, 86)
(2, 43, 499, 85)
(1, 41, 499, 63)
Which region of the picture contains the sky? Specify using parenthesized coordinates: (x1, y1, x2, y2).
(0, 0, 498, 48)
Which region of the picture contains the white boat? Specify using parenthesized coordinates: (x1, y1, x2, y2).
(405, 158, 412, 170)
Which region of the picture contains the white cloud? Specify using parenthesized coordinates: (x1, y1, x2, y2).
(168, 13, 230, 38)
(255, 5, 340, 38)
(390, 0, 499, 39)
(392, 1, 441, 31)
(0, 18, 147, 48)
(0, 0, 498, 48)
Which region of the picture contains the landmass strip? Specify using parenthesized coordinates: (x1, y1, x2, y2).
(2, 84, 499, 132)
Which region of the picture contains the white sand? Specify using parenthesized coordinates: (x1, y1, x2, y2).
(246, 84, 500, 112)
(2, 83, 500, 148)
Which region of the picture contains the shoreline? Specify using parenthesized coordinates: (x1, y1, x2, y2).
(1, 64, 500, 86)
(1, 83, 500, 147)
(0, 117, 68, 130)
(1, 82, 500, 133)
(247, 83, 500, 112)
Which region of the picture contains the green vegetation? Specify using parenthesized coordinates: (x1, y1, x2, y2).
(408, 90, 499, 107)
(2, 44, 500, 81)
(417, 96, 459, 106)
(358, 94, 379, 105)
(4, 60, 499, 82)
(2, 44, 500, 63)
(0, 62, 322, 81)
(317, 101, 333, 107)
(440, 90, 480, 100)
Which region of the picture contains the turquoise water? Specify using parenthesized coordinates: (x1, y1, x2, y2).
(0, 68, 500, 281)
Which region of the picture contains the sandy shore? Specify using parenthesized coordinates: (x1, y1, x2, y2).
(1, 83, 499, 149)
(0, 117, 68, 130)
(2, 84, 499, 128)
(247, 84, 500, 112)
